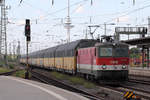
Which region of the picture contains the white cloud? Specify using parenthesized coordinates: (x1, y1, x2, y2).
(116, 16, 129, 22)
(75, 4, 83, 13)
(16, 20, 25, 26)
(39, 15, 45, 20)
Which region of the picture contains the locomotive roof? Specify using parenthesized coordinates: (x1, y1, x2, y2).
(95, 41, 129, 47)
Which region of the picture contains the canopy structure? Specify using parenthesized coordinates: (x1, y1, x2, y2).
(122, 36, 150, 68)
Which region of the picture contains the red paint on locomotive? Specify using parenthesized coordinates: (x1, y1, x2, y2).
(96, 57, 129, 65)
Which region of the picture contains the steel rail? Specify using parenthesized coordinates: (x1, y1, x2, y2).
(129, 74, 150, 85)
(129, 79, 150, 85)
(102, 85, 150, 100)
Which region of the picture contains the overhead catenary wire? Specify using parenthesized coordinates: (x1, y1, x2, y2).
(105, 3, 150, 23)
(9, 0, 150, 26)
(8, 1, 150, 36)
(8, 0, 150, 54)
(33, 0, 89, 21)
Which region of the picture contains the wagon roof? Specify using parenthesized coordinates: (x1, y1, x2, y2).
(21, 39, 99, 57)
(46, 46, 58, 52)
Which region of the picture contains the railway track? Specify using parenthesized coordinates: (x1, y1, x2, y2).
(126, 76, 150, 100)
(95, 75, 150, 100)
(30, 68, 150, 100)
(30, 70, 105, 100)
(129, 79, 150, 85)
(101, 84, 150, 100)
(129, 75, 150, 85)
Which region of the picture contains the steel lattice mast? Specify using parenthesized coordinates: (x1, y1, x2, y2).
(0, 0, 8, 63)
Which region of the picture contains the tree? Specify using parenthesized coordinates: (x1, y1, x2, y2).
(130, 48, 140, 58)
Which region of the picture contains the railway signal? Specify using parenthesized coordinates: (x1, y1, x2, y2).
(25, 19, 31, 79)
(25, 19, 31, 41)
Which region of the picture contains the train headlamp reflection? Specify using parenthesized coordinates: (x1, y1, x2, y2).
(122, 65, 126, 69)
(102, 65, 107, 69)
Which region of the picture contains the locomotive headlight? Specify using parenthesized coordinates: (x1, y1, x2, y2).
(122, 65, 126, 69)
(102, 65, 107, 69)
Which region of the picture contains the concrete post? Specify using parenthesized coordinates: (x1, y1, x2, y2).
(147, 48, 149, 68)
(142, 46, 145, 68)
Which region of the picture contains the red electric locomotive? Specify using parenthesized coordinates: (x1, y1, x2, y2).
(77, 36, 129, 83)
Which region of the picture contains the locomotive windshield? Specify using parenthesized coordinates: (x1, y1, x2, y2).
(99, 48, 112, 57)
(114, 47, 128, 57)
(98, 46, 128, 57)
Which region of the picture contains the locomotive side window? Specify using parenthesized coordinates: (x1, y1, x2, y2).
(99, 48, 112, 57)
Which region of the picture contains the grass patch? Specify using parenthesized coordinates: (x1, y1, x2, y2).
(69, 77, 85, 85)
(83, 82, 95, 89)
(0, 67, 11, 73)
(69, 77, 96, 88)
(51, 72, 69, 80)
(13, 70, 29, 78)
(50, 71, 96, 89)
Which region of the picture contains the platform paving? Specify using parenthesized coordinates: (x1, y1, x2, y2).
(0, 76, 89, 100)
(129, 67, 150, 77)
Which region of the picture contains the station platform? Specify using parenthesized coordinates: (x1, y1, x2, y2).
(129, 67, 150, 77)
(0, 76, 88, 100)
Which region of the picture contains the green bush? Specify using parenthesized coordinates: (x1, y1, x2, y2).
(143, 63, 147, 67)
(8, 64, 15, 69)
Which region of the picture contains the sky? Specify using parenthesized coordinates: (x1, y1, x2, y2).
(4, 0, 150, 54)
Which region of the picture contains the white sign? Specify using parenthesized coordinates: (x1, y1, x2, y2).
(115, 27, 147, 34)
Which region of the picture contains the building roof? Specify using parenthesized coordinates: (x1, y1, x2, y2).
(122, 36, 150, 47)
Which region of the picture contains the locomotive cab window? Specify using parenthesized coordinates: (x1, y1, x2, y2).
(99, 47, 112, 57)
(114, 47, 129, 57)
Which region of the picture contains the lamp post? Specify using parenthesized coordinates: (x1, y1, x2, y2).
(127, 24, 130, 40)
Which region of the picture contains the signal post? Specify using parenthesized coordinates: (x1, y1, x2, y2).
(25, 19, 31, 79)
